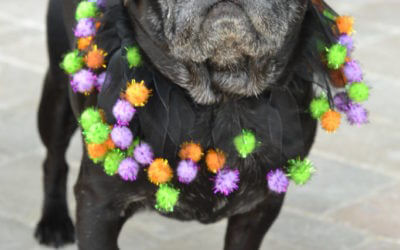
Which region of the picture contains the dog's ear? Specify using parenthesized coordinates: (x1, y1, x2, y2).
(293, 0, 341, 102)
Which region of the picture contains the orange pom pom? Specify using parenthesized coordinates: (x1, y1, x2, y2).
(321, 110, 341, 132)
(336, 16, 354, 35)
(205, 149, 226, 173)
(95, 21, 101, 30)
(85, 45, 107, 69)
(179, 142, 203, 162)
(77, 36, 93, 51)
(148, 158, 173, 185)
(87, 143, 108, 160)
(330, 69, 347, 88)
(125, 80, 151, 107)
(104, 137, 116, 150)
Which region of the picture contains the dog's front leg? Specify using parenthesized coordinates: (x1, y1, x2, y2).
(223, 194, 285, 250)
(74, 159, 130, 250)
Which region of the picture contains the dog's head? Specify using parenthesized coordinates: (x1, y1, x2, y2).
(126, 0, 312, 104)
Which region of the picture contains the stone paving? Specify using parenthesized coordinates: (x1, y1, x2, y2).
(0, 0, 399, 249)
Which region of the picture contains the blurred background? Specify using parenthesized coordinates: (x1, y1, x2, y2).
(0, 0, 399, 249)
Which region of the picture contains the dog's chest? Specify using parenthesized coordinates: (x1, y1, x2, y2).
(136, 91, 304, 222)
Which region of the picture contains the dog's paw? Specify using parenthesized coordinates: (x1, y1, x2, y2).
(34, 207, 75, 247)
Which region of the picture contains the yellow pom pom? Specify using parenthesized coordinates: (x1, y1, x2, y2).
(179, 142, 203, 162)
(321, 110, 341, 132)
(205, 149, 226, 173)
(336, 16, 354, 35)
(148, 158, 173, 185)
(125, 79, 151, 107)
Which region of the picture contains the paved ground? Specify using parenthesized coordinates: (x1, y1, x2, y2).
(0, 0, 399, 249)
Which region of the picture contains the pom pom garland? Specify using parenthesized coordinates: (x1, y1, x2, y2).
(103, 150, 125, 176)
(287, 158, 315, 185)
(326, 44, 347, 70)
(310, 96, 330, 119)
(177, 160, 198, 184)
(64, 2, 372, 213)
(110, 126, 133, 150)
(321, 110, 341, 132)
(178, 142, 203, 162)
(118, 157, 140, 181)
(347, 82, 370, 102)
(125, 80, 151, 107)
(148, 158, 173, 185)
(213, 169, 240, 196)
(343, 60, 363, 83)
(70, 69, 97, 94)
(267, 169, 289, 194)
(79, 108, 103, 131)
(74, 18, 96, 37)
(133, 142, 154, 165)
(75, 1, 98, 20)
(346, 103, 368, 125)
(126, 46, 142, 68)
(155, 184, 180, 212)
(233, 130, 257, 158)
(84, 122, 110, 144)
(112, 99, 136, 126)
(205, 149, 226, 173)
(61, 50, 83, 74)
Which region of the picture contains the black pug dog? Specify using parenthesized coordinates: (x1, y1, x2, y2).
(35, 0, 337, 249)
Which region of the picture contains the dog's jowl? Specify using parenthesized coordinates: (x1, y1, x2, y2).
(34, 0, 367, 249)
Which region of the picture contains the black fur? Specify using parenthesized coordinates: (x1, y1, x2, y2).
(34, 0, 339, 249)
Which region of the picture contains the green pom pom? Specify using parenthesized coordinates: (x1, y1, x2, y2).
(103, 150, 125, 176)
(60, 50, 83, 74)
(79, 108, 103, 131)
(126, 46, 141, 68)
(310, 96, 330, 119)
(326, 44, 347, 70)
(287, 158, 315, 185)
(347, 82, 369, 102)
(155, 184, 180, 212)
(234, 130, 257, 158)
(84, 123, 110, 144)
(75, 1, 98, 20)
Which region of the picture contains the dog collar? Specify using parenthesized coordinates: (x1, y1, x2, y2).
(60, 0, 370, 212)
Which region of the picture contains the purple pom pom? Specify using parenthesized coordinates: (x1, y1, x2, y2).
(74, 18, 96, 38)
(134, 142, 154, 165)
(70, 69, 96, 93)
(334, 92, 352, 112)
(343, 60, 363, 83)
(338, 34, 354, 54)
(266, 169, 289, 193)
(213, 169, 240, 196)
(118, 157, 140, 181)
(346, 103, 368, 125)
(111, 126, 133, 150)
(112, 99, 136, 126)
(177, 160, 198, 184)
(89, 0, 106, 9)
(95, 72, 106, 91)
